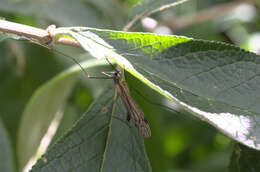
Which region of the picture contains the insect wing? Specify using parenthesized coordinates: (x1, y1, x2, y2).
(127, 97, 152, 138)
(115, 77, 151, 138)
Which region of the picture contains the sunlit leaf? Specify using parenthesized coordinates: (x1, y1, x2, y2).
(54, 27, 260, 150)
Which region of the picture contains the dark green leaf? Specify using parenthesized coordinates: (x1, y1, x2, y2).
(30, 84, 151, 172)
(229, 143, 260, 172)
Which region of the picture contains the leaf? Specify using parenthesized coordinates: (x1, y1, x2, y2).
(229, 143, 260, 172)
(0, 118, 15, 172)
(30, 84, 152, 172)
(128, 0, 189, 21)
(17, 59, 108, 171)
(54, 27, 260, 150)
(0, 0, 125, 27)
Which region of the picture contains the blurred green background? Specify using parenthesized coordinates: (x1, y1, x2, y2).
(0, 0, 259, 172)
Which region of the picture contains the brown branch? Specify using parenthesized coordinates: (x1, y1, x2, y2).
(123, 11, 147, 31)
(123, 0, 189, 31)
(0, 20, 80, 47)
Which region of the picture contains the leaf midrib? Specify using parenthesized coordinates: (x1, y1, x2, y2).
(99, 90, 117, 172)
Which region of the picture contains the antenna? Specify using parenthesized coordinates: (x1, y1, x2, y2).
(51, 48, 92, 78)
(50, 48, 116, 79)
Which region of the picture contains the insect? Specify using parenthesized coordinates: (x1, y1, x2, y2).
(86, 64, 152, 138)
(103, 70, 152, 138)
(47, 49, 151, 137)
(30, 38, 152, 137)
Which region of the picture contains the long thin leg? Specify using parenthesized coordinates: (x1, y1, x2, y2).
(101, 71, 115, 77)
(104, 56, 118, 72)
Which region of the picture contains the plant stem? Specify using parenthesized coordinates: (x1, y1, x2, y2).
(0, 19, 80, 47)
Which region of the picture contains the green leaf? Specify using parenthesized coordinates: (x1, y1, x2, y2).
(54, 27, 260, 150)
(17, 59, 108, 171)
(0, 118, 15, 172)
(30, 84, 152, 172)
(229, 143, 260, 172)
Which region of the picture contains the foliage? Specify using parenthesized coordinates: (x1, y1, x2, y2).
(0, 0, 260, 172)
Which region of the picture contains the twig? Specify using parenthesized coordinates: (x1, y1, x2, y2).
(0, 20, 80, 47)
(123, 10, 147, 31)
(123, 0, 188, 31)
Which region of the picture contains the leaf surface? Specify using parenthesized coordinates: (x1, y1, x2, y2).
(60, 27, 260, 150)
(30, 84, 151, 172)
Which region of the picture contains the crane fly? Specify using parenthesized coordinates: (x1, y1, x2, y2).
(90, 68, 152, 138)
(29, 38, 152, 137)
(105, 70, 152, 138)
(63, 53, 152, 138)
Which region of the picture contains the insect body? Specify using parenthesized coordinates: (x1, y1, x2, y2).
(111, 71, 151, 138)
